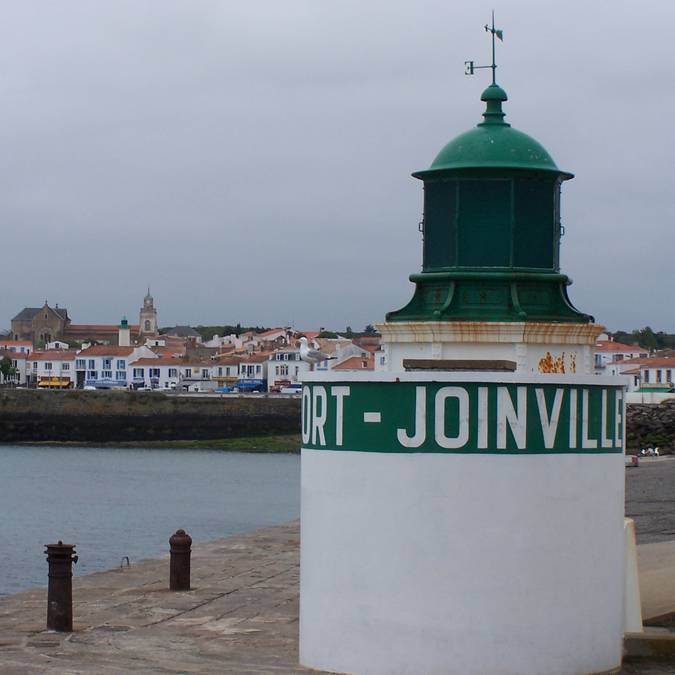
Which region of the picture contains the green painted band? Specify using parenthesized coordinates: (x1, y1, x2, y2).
(408, 271, 570, 283)
(301, 381, 625, 455)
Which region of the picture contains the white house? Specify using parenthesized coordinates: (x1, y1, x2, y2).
(267, 348, 310, 391)
(211, 356, 243, 386)
(0, 349, 28, 385)
(75, 344, 157, 389)
(128, 357, 183, 390)
(594, 339, 648, 374)
(46, 340, 70, 350)
(27, 350, 77, 388)
(0, 340, 32, 356)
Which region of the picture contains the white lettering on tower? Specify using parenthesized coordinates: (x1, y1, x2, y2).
(601, 389, 613, 448)
(301, 386, 311, 444)
(311, 386, 327, 446)
(434, 387, 469, 449)
(615, 389, 624, 449)
(497, 387, 527, 449)
(569, 388, 577, 449)
(581, 389, 597, 449)
(331, 386, 350, 447)
(477, 387, 489, 449)
(535, 388, 564, 449)
(397, 386, 426, 448)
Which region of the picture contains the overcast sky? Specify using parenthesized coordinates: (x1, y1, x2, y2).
(1, 1, 673, 332)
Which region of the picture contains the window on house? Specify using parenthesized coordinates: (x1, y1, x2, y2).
(88, 371, 98, 379)
(657, 370, 663, 383)
(76, 359, 85, 369)
(88, 360, 95, 369)
(185, 368, 192, 377)
(144, 320, 151, 331)
(62, 363, 70, 371)
(644, 370, 650, 383)
(133, 368, 144, 378)
(45, 363, 52, 370)
(168, 368, 178, 378)
(634, 376, 639, 387)
(33, 362, 38, 369)
(116, 371, 126, 380)
(667, 370, 672, 383)
(117, 360, 125, 370)
(102, 370, 113, 379)
(225, 367, 230, 376)
(256, 365, 261, 374)
(202, 369, 209, 378)
(103, 358, 112, 369)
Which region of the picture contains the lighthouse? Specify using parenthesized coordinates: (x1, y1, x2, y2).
(300, 19, 625, 675)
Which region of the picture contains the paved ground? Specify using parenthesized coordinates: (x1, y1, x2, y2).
(2, 460, 675, 674)
(0, 522, 318, 674)
(626, 457, 675, 544)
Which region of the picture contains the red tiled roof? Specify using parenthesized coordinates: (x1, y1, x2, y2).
(30, 350, 76, 361)
(595, 340, 647, 353)
(77, 345, 136, 356)
(131, 357, 180, 366)
(257, 328, 286, 337)
(67, 324, 141, 332)
(0, 340, 32, 347)
(622, 357, 675, 367)
(240, 352, 273, 363)
(0, 349, 27, 360)
(333, 355, 374, 370)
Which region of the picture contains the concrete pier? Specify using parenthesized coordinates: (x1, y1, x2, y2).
(0, 522, 315, 674)
(1, 521, 674, 674)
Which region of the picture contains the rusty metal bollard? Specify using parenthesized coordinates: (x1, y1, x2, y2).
(169, 529, 192, 591)
(45, 541, 78, 632)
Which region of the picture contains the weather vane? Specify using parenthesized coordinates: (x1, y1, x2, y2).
(464, 11, 503, 84)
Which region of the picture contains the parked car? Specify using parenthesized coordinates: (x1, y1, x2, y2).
(215, 386, 233, 393)
(280, 383, 302, 395)
(625, 455, 639, 468)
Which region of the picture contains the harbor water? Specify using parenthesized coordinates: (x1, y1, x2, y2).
(0, 445, 299, 596)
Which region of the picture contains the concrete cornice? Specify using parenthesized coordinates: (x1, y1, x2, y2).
(375, 321, 604, 346)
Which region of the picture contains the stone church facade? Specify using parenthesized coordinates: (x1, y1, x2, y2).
(10, 291, 159, 346)
(11, 302, 70, 344)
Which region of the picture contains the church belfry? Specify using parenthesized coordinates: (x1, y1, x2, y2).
(139, 288, 158, 336)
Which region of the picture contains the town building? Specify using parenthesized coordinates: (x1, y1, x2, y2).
(11, 302, 70, 344)
(75, 345, 157, 389)
(594, 339, 648, 374)
(0, 340, 33, 355)
(27, 351, 76, 388)
(0, 349, 28, 385)
(267, 348, 309, 391)
(139, 289, 159, 337)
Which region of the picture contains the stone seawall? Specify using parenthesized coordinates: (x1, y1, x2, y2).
(626, 400, 675, 454)
(0, 390, 300, 443)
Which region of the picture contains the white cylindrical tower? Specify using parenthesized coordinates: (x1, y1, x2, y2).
(300, 24, 625, 675)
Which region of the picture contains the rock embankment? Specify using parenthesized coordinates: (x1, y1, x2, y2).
(626, 400, 675, 454)
(0, 389, 300, 443)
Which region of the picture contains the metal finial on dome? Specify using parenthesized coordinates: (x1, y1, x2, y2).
(464, 12, 508, 126)
(464, 11, 503, 85)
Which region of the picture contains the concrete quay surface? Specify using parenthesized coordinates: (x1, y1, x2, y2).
(1, 521, 675, 674)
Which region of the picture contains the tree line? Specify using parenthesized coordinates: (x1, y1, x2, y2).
(610, 327, 675, 352)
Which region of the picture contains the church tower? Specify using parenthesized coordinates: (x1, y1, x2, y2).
(139, 288, 158, 337)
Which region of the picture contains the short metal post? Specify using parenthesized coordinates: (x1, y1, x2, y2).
(45, 541, 78, 632)
(169, 529, 192, 591)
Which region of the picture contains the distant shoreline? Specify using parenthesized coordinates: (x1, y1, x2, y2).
(6, 433, 302, 453)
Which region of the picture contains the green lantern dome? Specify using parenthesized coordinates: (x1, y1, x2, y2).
(414, 85, 572, 179)
(386, 79, 591, 325)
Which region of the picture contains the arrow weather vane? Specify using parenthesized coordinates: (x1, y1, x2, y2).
(465, 11, 503, 84)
